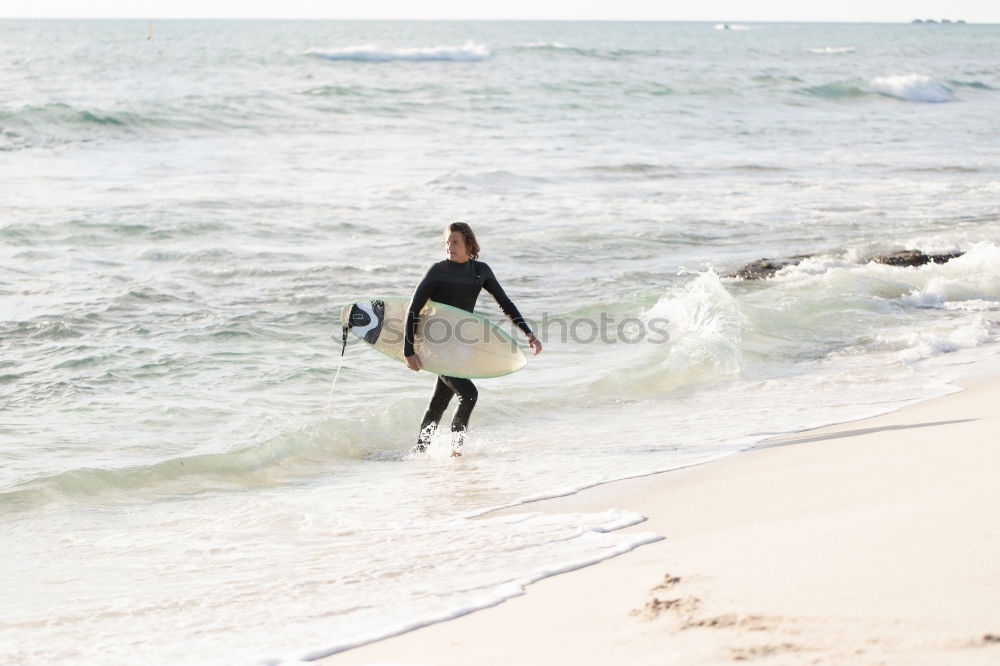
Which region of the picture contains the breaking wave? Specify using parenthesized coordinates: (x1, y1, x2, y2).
(870, 74, 954, 102)
(802, 74, 956, 102)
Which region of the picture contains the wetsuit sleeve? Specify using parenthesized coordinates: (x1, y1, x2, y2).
(404, 265, 436, 357)
(481, 264, 534, 338)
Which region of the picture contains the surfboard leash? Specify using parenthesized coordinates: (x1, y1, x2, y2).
(325, 324, 351, 411)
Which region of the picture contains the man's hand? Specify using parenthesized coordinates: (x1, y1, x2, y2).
(405, 353, 423, 371)
(528, 334, 542, 356)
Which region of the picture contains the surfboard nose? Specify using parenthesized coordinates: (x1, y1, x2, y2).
(345, 300, 386, 344)
(348, 303, 372, 328)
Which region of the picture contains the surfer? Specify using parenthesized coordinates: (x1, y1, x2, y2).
(405, 222, 541, 455)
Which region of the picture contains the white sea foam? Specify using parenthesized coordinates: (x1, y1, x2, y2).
(771, 243, 1000, 363)
(872, 319, 995, 362)
(263, 511, 661, 664)
(521, 41, 570, 49)
(485, 450, 738, 515)
(807, 46, 856, 54)
(307, 41, 491, 62)
(944, 300, 1000, 311)
(870, 73, 955, 102)
(899, 243, 1000, 307)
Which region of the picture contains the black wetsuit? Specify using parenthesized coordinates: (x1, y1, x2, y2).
(404, 259, 533, 450)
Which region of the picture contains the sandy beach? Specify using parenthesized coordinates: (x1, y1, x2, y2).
(324, 374, 1000, 665)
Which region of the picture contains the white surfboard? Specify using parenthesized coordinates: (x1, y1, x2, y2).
(341, 297, 527, 379)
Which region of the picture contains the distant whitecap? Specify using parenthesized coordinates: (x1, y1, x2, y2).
(807, 46, 856, 54)
(307, 41, 491, 63)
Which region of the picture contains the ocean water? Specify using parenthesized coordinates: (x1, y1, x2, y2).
(2, 19, 999, 665)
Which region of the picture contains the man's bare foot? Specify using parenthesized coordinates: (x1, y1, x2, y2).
(451, 431, 466, 457)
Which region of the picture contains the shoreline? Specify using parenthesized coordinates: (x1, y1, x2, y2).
(321, 369, 1000, 665)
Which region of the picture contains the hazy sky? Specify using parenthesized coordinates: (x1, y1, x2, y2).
(3, 0, 998, 23)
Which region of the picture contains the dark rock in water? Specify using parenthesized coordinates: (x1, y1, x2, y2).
(727, 249, 965, 280)
(726, 255, 813, 280)
(869, 250, 964, 267)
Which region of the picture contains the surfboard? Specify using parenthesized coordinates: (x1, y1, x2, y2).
(341, 297, 527, 379)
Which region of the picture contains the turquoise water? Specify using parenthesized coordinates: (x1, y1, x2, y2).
(2, 20, 999, 665)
